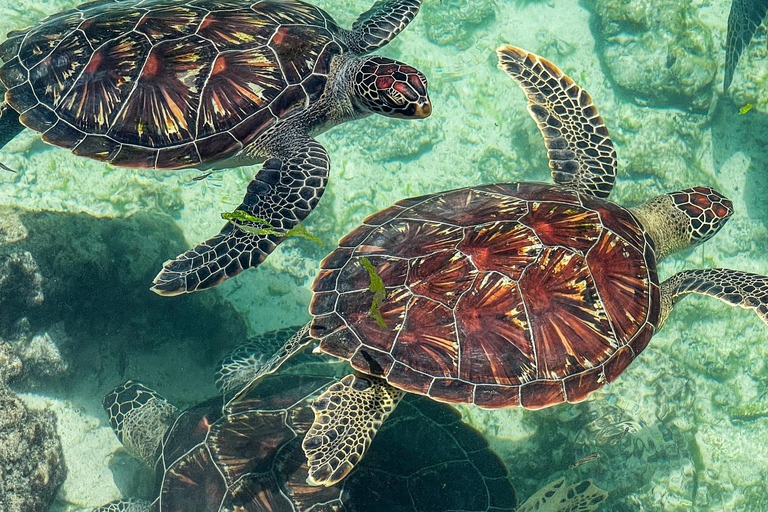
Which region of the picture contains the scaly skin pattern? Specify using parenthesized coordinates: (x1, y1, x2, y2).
(631, 186, 733, 262)
(497, 46, 617, 199)
(659, 268, 768, 328)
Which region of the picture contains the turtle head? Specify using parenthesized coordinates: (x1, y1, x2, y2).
(352, 56, 431, 119)
(631, 186, 733, 262)
(103, 380, 179, 467)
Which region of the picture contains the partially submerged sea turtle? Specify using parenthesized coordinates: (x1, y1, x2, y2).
(0, 0, 431, 294)
(233, 45, 768, 486)
(91, 327, 607, 512)
(724, 0, 768, 90)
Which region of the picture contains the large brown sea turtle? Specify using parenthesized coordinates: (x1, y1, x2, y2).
(92, 327, 608, 512)
(229, 45, 768, 487)
(0, 0, 431, 294)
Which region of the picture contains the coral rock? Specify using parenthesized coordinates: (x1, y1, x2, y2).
(0, 390, 66, 512)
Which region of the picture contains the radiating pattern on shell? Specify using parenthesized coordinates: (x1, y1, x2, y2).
(310, 182, 662, 409)
(0, 0, 345, 169)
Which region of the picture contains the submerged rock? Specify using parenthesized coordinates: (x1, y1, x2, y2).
(422, 0, 496, 47)
(0, 389, 66, 512)
(583, 0, 716, 110)
(0, 337, 66, 512)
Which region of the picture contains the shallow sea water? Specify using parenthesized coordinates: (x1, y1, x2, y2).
(0, 0, 767, 510)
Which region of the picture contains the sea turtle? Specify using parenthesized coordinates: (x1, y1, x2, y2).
(724, 0, 768, 90)
(91, 327, 606, 512)
(0, 0, 431, 295)
(231, 45, 768, 487)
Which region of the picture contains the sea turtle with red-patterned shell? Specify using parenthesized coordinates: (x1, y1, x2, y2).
(0, 0, 431, 295)
(229, 45, 768, 487)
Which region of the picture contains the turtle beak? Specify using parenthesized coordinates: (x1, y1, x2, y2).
(414, 100, 432, 119)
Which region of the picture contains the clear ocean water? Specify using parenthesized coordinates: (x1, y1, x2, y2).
(0, 0, 767, 510)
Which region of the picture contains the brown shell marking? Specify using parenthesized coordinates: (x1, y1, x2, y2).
(407, 250, 476, 308)
(392, 298, 459, 378)
(520, 202, 601, 252)
(197, 47, 284, 137)
(519, 247, 617, 381)
(587, 230, 650, 344)
(0, 0, 344, 169)
(197, 9, 273, 49)
(455, 272, 535, 386)
(358, 220, 464, 258)
(135, 5, 205, 43)
(110, 36, 216, 147)
(61, 34, 150, 135)
(457, 221, 541, 279)
(159, 445, 227, 511)
(311, 183, 658, 409)
(409, 187, 528, 226)
(209, 413, 292, 478)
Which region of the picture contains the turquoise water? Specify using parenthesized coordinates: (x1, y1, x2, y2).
(0, 0, 767, 510)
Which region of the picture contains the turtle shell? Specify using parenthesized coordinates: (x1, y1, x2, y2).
(0, 0, 345, 169)
(310, 182, 662, 409)
(151, 372, 518, 512)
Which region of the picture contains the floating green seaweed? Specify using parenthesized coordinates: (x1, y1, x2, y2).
(739, 103, 753, 115)
(359, 257, 387, 328)
(221, 210, 323, 246)
(731, 392, 768, 421)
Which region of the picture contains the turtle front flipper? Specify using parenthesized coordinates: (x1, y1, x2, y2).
(724, 0, 768, 91)
(303, 373, 405, 486)
(343, 0, 422, 54)
(660, 268, 768, 328)
(92, 498, 152, 512)
(151, 139, 329, 295)
(496, 45, 617, 199)
(0, 102, 23, 150)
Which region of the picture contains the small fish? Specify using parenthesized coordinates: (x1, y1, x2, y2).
(569, 453, 600, 470)
(0, 162, 16, 173)
(619, 424, 633, 441)
(739, 103, 753, 115)
(192, 171, 214, 181)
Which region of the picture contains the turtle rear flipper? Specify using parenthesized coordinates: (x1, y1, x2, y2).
(660, 268, 768, 328)
(92, 498, 152, 512)
(516, 478, 607, 512)
(497, 45, 617, 199)
(218, 323, 315, 398)
(216, 325, 306, 395)
(724, 0, 768, 91)
(303, 373, 404, 486)
(151, 138, 329, 295)
(344, 0, 422, 54)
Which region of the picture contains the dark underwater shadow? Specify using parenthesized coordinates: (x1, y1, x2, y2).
(0, 209, 248, 414)
(711, 96, 768, 225)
